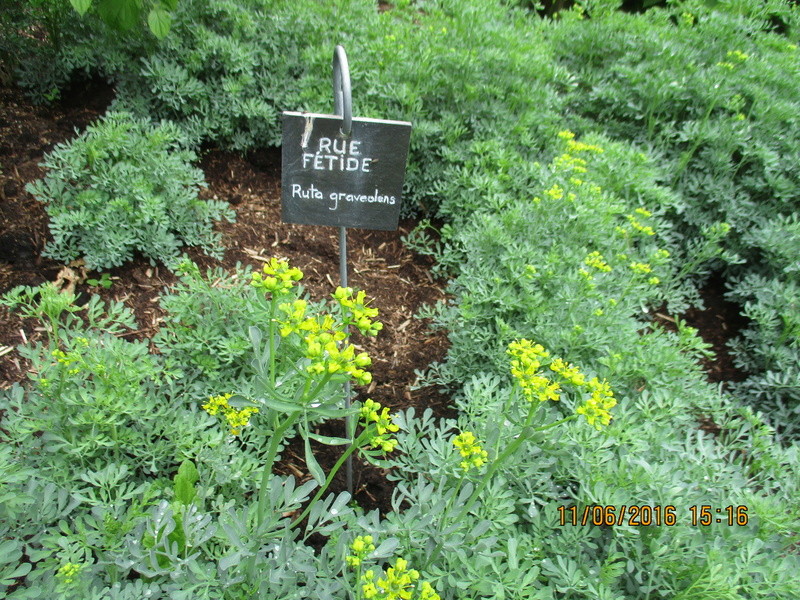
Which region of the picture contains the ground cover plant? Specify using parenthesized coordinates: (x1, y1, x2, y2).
(543, 0, 800, 432)
(25, 111, 234, 270)
(1, 0, 800, 597)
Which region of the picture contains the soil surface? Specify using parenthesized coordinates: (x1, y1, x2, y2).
(0, 79, 746, 514)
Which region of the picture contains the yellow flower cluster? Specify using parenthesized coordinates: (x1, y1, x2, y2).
(509, 340, 617, 429)
(56, 562, 83, 585)
(277, 299, 373, 385)
(361, 558, 440, 600)
(576, 377, 617, 430)
(553, 153, 588, 174)
(548, 131, 603, 182)
(626, 211, 656, 236)
(360, 399, 399, 453)
(251, 258, 303, 295)
(52, 348, 81, 375)
(583, 251, 612, 273)
(346, 534, 376, 568)
(507, 339, 561, 403)
(545, 184, 564, 200)
(52, 337, 91, 376)
(334, 286, 383, 336)
(717, 49, 749, 69)
(452, 431, 488, 472)
(566, 138, 604, 155)
(202, 393, 259, 436)
(550, 358, 586, 386)
(629, 262, 653, 275)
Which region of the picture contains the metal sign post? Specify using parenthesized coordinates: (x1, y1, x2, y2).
(280, 46, 412, 497)
(333, 45, 354, 496)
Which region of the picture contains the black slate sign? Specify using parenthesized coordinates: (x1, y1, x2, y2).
(281, 111, 412, 230)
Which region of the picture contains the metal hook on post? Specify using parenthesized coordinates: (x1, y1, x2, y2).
(333, 45, 352, 137)
(333, 45, 354, 496)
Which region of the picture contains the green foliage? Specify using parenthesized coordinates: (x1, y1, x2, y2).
(543, 2, 800, 416)
(401, 127, 800, 599)
(86, 273, 113, 288)
(153, 260, 275, 395)
(4, 0, 800, 597)
(0, 263, 393, 598)
(110, 0, 323, 149)
(68, 0, 178, 39)
(25, 111, 234, 270)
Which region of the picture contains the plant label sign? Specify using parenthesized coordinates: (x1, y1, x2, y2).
(281, 111, 412, 230)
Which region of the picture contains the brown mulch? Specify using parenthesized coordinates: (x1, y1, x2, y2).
(654, 272, 748, 387)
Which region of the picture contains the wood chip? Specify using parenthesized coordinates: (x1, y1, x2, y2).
(244, 247, 269, 262)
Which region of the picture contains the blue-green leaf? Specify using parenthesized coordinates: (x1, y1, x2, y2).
(304, 436, 325, 485)
(307, 432, 351, 446)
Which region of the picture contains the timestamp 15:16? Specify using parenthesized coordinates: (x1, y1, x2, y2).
(689, 505, 748, 526)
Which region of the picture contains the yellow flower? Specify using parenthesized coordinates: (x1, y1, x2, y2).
(334, 287, 383, 336)
(576, 377, 617, 430)
(278, 299, 308, 337)
(202, 394, 259, 436)
(251, 257, 303, 295)
(553, 153, 588, 174)
(420, 581, 441, 600)
(56, 562, 83, 586)
(727, 49, 749, 62)
(377, 557, 420, 600)
(549, 357, 586, 387)
(626, 214, 655, 236)
(346, 535, 376, 569)
(507, 339, 561, 403)
(584, 251, 612, 273)
(359, 399, 399, 453)
(362, 581, 379, 599)
(566, 139, 603, 154)
(201, 393, 232, 416)
(545, 184, 564, 200)
(452, 431, 489, 472)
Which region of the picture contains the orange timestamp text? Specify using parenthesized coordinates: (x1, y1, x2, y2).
(557, 504, 749, 527)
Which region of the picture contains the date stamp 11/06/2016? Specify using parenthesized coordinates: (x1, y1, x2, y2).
(557, 505, 749, 527)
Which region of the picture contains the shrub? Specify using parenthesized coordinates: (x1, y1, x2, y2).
(25, 111, 234, 270)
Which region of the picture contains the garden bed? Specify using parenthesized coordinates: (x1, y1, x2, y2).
(0, 79, 454, 517)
